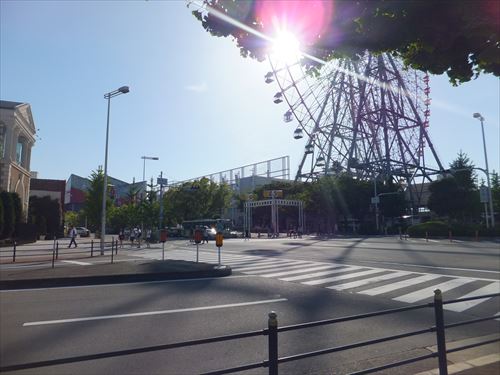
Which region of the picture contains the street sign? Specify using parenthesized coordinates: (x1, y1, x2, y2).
(194, 229, 203, 244)
(215, 233, 223, 247)
(160, 229, 168, 243)
(371, 197, 380, 204)
(157, 177, 168, 186)
(264, 190, 283, 198)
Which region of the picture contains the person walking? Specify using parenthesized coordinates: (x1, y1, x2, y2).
(68, 226, 78, 248)
(146, 229, 152, 248)
(119, 229, 124, 248)
(130, 228, 135, 247)
(136, 227, 142, 248)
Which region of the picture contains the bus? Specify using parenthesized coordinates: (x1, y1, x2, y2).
(181, 219, 233, 237)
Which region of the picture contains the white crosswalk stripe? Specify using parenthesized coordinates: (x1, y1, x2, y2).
(279, 266, 361, 282)
(259, 264, 342, 278)
(393, 278, 475, 303)
(358, 274, 442, 296)
(233, 261, 307, 272)
(132, 248, 499, 313)
(444, 282, 500, 312)
(327, 271, 411, 291)
(302, 269, 385, 286)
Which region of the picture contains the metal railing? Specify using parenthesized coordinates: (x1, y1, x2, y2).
(0, 238, 120, 267)
(0, 291, 498, 374)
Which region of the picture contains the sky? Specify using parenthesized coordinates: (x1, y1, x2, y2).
(1, 0, 499, 186)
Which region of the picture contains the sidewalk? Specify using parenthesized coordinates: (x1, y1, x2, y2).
(0, 257, 231, 289)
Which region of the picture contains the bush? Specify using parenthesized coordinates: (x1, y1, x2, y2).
(0, 191, 15, 239)
(408, 221, 500, 238)
(407, 221, 449, 237)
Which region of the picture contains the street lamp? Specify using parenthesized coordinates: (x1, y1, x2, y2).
(473, 113, 495, 228)
(101, 85, 129, 254)
(141, 156, 159, 197)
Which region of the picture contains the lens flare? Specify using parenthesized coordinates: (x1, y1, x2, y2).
(272, 30, 301, 64)
(255, 0, 334, 45)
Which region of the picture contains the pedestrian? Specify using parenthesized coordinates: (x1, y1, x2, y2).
(136, 227, 142, 248)
(119, 229, 124, 248)
(68, 225, 78, 248)
(146, 229, 152, 248)
(130, 228, 135, 246)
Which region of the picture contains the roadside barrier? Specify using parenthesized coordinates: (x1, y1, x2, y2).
(0, 291, 498, 374)
(0, 239, 118, 265)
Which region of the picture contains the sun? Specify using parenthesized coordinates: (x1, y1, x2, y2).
(272, 30, 301, 64)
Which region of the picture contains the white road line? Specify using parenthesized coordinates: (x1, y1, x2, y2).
(393, 278, 475, 303)
(248, 263, 320, 275)
(0, 275, 252, 292)
(260, 265, 342, 278)
(302, 269, 385, 286)
(223, 259, 275, 266)
(327, 271, 411, 291)
(279, 266, 361, 282)
(23, 298, 288, 326)
(358, 274, 442, 296)
(233, 261, 305, 272)
(61, 260, 91, 266)
(444, 282, 500, 312)
(357, 260, 500, 277)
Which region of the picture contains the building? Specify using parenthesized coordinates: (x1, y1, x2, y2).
(0, 100, 37, 221)
(29, 178, 66, 225)
(65, 173, 145, 211)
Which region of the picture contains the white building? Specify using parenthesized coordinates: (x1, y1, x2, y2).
(0, 100, 37, 221)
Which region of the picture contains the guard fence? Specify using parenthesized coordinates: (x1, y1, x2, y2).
(0, 238, 121, 266)
(0, 291, 498, 374)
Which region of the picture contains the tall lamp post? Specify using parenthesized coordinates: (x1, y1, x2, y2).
(473, 113, 495, 228)
(101, 86, 129, 254)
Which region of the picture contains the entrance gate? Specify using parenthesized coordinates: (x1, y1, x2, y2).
(244, 198, 304, 237)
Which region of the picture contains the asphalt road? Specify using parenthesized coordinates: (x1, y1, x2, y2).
(1, 273, 497, 375)
(1, 236, 499, 374)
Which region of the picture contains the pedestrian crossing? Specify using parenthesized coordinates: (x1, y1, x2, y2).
(135, 248, 500, 314)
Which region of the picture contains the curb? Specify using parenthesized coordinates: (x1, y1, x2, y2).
(0, 266, 232, 290)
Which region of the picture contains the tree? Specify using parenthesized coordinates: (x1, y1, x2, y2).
(193, 0, 499, 84)
(0, 191, 15, 239)
(162, 178, 232, 225)
(83, 169, 112, 232)
(491, 171, 500, 215)
(428, 152, 480, 222)
(28, 196, 61, 237)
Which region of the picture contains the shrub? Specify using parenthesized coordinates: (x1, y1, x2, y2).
(407, 221, 449, 237)
(0, 191, 15, 239)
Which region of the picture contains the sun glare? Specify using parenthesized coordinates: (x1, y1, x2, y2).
(272, 31, 301, 64)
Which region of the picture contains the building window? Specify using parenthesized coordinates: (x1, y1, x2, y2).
(16, 138, 25, 166)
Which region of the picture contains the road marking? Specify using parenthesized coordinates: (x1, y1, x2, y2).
(0, 275, 252, 292)
(393, 278, 475, 303)
(358, 260, 500, 277)
(303, 269, 385, 286)
(61, 260, 91, 266)
(260, 264, 342, 278)
(23, 298, 288, 326)
(279, 266, 361, 282)
(444, 282, 500, 312)
(233, 261, 305, 272)
(358, 274, 442, 296)
(327, 271, 411, 291)
(248, 263, 320, 275)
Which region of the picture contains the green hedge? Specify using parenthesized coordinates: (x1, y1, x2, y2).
(408, 221, 500, 237)
(407, 221, 449, 237)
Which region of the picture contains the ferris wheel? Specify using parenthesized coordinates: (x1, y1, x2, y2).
(266, 52, 445, 206)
